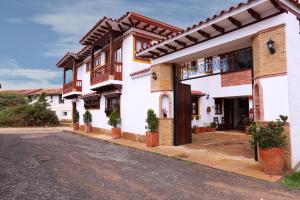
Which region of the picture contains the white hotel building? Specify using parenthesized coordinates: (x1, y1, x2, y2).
(57, 0, 300, 170)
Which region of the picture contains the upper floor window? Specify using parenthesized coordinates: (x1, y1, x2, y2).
(86, 61, 91, 72)
(114, 47, 122, 63)
(134, 36, 151, 62)
(221, 48, 253, 72)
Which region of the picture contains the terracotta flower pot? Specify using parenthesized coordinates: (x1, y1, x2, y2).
(146, 131, 159, 147)
(73, 122, 79, 130)
(259, 147, 284, 175)
(206, 127, 212, 132)
(196, 127, 206, 134)
(112, 128, 121, 139)
(211, 128, 216, 132)
(85, 124, 92, 133)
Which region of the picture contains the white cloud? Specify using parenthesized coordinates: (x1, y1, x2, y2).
(0, 58, 61, 90)
(29, 0, 240, 58)
(6, 17, 26, 24)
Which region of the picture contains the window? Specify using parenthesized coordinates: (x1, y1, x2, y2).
(59, 94, 64, 104)
(114, 47, 122, 63)
(62, 111, 68, 116)
(84, 96, 100, 109)
(50, 95, 53, 100)
(95, 55, 101, 66)
(134, 36, 151, 61)
(220, 48, 253, 72)
(215, 99, 222, 115)
(86, 61, 91, 72)
(192, 96, 200, 116)
(100, 52, 106, 66)
(105, 95, 120, 116)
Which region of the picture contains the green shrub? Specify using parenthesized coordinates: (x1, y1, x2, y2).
(83, 110, 92, 125)
(249, 116, 286, 149)
(0, 93, 59, 127)
(0, 93, 28, 111)
(73, 110, 79, 123)
(108, 107, 121, 128)
(282, 172, 300, 189)
(145, 109, 158, 132)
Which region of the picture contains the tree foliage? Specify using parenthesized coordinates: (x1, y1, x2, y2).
(249, 116, 287, 149)
(83, 110, 92, 125)
(108, 107, 121, 128)
(0, 93, 59, 127)
(145, 109, 158, 132)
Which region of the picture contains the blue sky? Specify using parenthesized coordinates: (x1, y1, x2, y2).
(0, 0, 240, 89)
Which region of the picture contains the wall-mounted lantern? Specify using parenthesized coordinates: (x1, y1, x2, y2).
(152, 72, 157, 80)
(206, 94, 210, 99)
(266, 38, 275, 54)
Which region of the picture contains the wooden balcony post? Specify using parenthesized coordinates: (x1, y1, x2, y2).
(72, 59, 77, 89)
(63, 68, 66, 85)
(109, 32, 114, 75)
(90, 45, 95, 83)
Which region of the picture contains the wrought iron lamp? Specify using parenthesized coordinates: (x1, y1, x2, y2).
(152, 72, 157, 80)
(266, 38, 275, 54)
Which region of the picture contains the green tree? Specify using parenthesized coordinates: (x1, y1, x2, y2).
(108, 107, 121, 128)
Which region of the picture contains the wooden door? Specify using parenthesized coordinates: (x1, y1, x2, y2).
(174, 83, 192, 146)
(224, 99, 234, 129)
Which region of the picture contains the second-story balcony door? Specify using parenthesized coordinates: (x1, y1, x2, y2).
(114, 46, 122, 80)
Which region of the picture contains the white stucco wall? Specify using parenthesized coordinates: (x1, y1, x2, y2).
(121, 35, 162, 135)
(285, 12, 300, 169)
(259, 75, 289, 121)
(47, 95, 72, 121)
(184, 74, 252, 127)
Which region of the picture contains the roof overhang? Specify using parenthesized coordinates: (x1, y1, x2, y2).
(79, 12, 183, 46)
(56, 52, 78, 68)
(137, 0, 300, 60)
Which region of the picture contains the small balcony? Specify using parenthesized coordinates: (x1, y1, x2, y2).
(90, 62, 122, 91)
(63, 80, 82, 99)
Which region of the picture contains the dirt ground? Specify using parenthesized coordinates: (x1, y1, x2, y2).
(0, 130, 299, 200)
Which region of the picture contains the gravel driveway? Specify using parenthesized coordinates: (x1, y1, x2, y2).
(0, 130, 299, 200)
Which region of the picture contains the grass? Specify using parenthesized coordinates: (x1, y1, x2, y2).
(282, 171, 300, 189)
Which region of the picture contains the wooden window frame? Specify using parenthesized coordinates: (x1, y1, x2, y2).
(86, 61, 91, 72)
(215, 99, 222, 115)
(133, 35, 151, 63)
(191, 95, 200, 117)
(84, 96, 100, 110)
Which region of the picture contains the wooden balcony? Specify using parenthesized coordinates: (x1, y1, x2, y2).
(91, 62, 122, 86)
(63, 80, 82, 95)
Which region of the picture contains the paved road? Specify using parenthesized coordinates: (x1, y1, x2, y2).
(0, 130, 299, 200)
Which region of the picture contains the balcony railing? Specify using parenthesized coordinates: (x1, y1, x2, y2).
(63, 80, 82, 94)
(91, 62, 122, 85)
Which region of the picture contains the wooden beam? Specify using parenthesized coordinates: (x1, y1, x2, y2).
(118, 24, 124, 32)
(228, 17, 242, 27)
(100, 25, 110, 30)
(159, 29, 166, 34)
(128, 18, 135, 27)
(151, 26, 158, 32)
(212, 24, 225, 33)
(156, 47, 168, 54)
(96, 29, 106, 33)
(197, 30, 210, 38)
(270, 0, 286, 12)
(165, 44, 177, 51)
(185, 35, 198, 43)
(121, 22, 131, 27)
(165, 32, 173, 37)
(149, 51, 159, 57)
(90, 35, 98, 39)
(93, 32, 102, 37)
(174, 40, 186, 47)
(134, 21, 141, 27)
(143, 24, 150, 30)
(248, 8, 261, 20)
(105, 21, 112, 29)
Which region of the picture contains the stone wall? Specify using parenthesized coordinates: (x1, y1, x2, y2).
(151, 63, 173, 92)
(252, 24, 287, 79)
(158, 118, 173, 146)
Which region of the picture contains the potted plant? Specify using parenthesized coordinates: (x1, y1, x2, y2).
(108, 107, 121, 139)
(210, 122, 217, 132)
(192, 125, 198, 134)
(83, 110, 92, 133)
(249, 116, 287, 175)
(243, 117, 254, 134)
(145, 109, 159, 147)
(73, 110, 79, 130)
